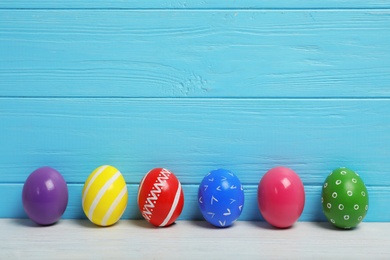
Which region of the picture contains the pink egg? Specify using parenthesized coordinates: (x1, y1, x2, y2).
(257, 166, 305, 228)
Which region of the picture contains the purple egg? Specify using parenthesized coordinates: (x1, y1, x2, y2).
(22, 167, 68, 225)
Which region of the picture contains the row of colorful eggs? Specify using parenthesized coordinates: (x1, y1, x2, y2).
(22, 165, 369, 229)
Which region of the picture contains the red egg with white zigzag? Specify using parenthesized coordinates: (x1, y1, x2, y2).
(138, 168, 184, 227)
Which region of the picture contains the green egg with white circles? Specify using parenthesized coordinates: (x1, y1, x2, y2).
(321, 167, 369, 229)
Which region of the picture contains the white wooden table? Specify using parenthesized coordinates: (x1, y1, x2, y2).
(1, 219, 388, 259)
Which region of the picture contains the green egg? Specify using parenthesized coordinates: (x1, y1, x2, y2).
(321, 167, 369, 229)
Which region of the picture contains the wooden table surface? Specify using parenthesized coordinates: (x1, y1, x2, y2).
(1, 219, 388, 259)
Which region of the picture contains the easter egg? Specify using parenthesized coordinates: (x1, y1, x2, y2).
(138, 168, 184, 227)
(198, 169, 244, 228)
(257, 166, 305, 228)
(22, 166, 68, 226)
(82, 165, 128, 227)
(321, 167, 369, 229)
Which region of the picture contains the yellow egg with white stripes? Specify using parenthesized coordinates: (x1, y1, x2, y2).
(82, 165, 128, 226)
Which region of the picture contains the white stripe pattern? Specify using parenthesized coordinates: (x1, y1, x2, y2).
(101, 185, 127, 226)
(160, 182, 182, 227)
(88, 171, 122, 220)
(82, 165, 108, 207)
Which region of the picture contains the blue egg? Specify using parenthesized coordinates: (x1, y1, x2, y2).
(198, 169, 245, 227)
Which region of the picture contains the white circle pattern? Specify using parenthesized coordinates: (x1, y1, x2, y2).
(323, 168, 369, 228)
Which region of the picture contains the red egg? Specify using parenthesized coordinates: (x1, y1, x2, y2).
(257, 166, 305, 228)
(138, 168, 184, 227)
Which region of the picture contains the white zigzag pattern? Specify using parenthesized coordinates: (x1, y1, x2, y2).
(142, 169, 170, 221)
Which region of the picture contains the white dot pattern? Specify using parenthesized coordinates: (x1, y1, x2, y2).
(321, 168, 369, 229)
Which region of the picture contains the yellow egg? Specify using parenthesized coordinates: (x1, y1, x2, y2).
(82, 165, 128, 226)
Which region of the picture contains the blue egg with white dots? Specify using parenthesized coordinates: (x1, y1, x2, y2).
(198, 169, 244, 227)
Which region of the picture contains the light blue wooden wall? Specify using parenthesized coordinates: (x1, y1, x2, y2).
(1, 1, 390, 222)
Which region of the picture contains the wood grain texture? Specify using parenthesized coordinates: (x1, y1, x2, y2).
(1, 220, 389, 259)
(1, 97, 389, 220)
(1, 98, 390, 185)
(0, 1, 390, 9)
(1, 5, 390, 224)
(1, 10, 390, 98)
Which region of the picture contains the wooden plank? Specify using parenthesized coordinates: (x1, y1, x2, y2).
(1, 220, 389, 259)
(1, 98, 389, 185)
(0, 183, 387, 221)
(1, 10, 390, 98)
(0, 1, 389, 9)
